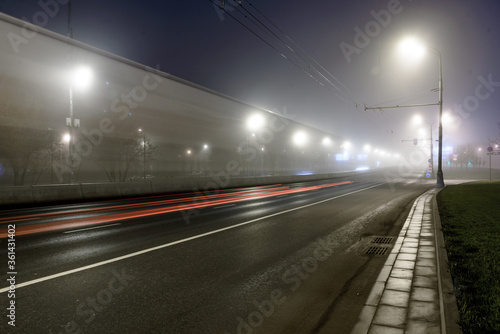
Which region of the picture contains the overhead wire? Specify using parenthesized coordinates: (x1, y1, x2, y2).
(241, 1, 358, 106)
(209, 0, 358, 107)
(208, 0, 326, 87)
(245, 1, 357, 103)
(232, 1, 347, 97)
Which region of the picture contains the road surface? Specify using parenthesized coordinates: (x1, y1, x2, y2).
(0, 169, 431, 333)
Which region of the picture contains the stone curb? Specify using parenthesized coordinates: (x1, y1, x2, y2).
(432, 191, 462, 333)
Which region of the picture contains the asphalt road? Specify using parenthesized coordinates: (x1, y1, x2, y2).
(0, 169, 432, 334)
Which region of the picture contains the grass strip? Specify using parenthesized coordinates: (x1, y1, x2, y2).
(437, 180, 500, 334)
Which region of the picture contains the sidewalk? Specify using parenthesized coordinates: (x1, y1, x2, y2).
(351, 188, 461, 334)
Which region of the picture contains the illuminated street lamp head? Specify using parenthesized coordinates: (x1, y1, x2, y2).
(63, 133, 71, 143)
(71, 66, 92, 90)
(412, 114, 423, 125)
(398, 37, 426, 62)
(342, 141, 351, 150)
(442, 112, 453, 124)
(363, 144, 371, 152)
(247, 114, 264, 132)
(322, 137, 331, 146)
(293, 131, 307, 146)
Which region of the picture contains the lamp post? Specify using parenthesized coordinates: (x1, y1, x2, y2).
(246, 114, 264, 177)
(365, 38, 445, 188)
(293, 131, 307, 172)
(138, 129, 146, 180)
(430, 46, 445, 188)
(404, 41, 444, 187)
(323, 137, 332, 172)
(66, 66, 92, 183)
(414, 115, 434, 177)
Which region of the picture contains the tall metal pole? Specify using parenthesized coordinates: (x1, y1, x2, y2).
(68, 87, 74, 183)
(143, 131, 146, 180)
(436, 51, 445, 187)
(430, 123, 434, 178)
(430, 47, 445, 188)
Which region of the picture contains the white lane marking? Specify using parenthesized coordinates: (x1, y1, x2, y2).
(0, 182, 384, 293)
(213, 204, 236, 209)
(63, 223, 122, 234)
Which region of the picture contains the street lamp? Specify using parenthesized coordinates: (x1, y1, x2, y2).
(138, 128, 146, 180)
(413, 114, 434, 177)
(246, 114, 265, 132)
(293, 131, 308, 146)
(66, 66, 92, 183)
(399, 38, 445, 187)
(246, 114, 265, 176)
(63, 133, 71, 143)
(341, 141, 351, 151)
(292, 131, 308, 172)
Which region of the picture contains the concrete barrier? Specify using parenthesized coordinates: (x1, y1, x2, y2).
(0, 170, 371, 206)
(0, 186, 34, 206)
(32, 184, 83, 204)
(81, 183, 122, 200)
(118, 182, 153, 197)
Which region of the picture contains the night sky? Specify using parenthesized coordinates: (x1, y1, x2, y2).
(1, 0, 500, 154)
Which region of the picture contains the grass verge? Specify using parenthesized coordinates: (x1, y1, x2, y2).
(437, 180, 500, 334)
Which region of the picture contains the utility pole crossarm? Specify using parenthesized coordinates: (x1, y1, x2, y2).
(364, 102, 440, 111)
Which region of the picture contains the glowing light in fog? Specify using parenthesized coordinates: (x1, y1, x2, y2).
(63, 133, 71, 143)
(442, 112, 453, 124)
(412, 114, 423, 125)
(341, 141, 351, 150)
(247, 114, 265, 131)
(71, 66, 93, 90)
(293, 131, 307, 146)
(398, 37, 426, 62)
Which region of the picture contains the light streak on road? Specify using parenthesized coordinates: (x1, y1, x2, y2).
(0, 181, 353, 238)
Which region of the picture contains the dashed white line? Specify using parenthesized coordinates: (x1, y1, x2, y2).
(63, 223, 122, 234)
(213, 204, 236, 209)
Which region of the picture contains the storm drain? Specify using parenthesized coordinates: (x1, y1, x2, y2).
(372, 237, 394, 244)
(365, 246, 389, 256)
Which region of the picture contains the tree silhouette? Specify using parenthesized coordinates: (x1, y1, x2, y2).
(0, 76, 56, 185)
(91, 117, 157, 182)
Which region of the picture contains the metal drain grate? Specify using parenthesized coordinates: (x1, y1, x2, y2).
(365, 246, 389, 255)
(372, 237, 394, 244)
